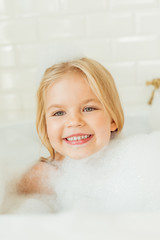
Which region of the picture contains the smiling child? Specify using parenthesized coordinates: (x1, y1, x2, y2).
(18, 57, 124, 194)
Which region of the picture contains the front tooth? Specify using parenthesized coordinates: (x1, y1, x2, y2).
(68, 137, 74, 141)
(67, 135, 90, 141)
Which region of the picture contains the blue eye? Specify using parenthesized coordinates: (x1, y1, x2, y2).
(84, 107, 97, 112)
(53, 111, 65, 116)
(52, 107, 97, 116)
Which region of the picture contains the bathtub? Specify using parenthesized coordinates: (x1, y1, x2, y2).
(0, 105, 160, 240)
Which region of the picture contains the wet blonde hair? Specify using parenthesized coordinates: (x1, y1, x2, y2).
(36, 57, 124, 161)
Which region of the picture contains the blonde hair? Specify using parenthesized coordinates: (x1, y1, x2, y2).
(36, 57, 124, 161)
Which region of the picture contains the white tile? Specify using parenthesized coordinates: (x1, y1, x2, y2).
(21, 93, 36, 109)
(60, 0, 107, 13)
(0, 93, 22, 110)
(13, 0, 59, 16)
(87, 12, 133, 37)
(15, 44, 38, 66)
(0, 46, 16, 67)
(137, 60, 160, 84)
(0, 0, 13, 18)
(112, 36, 159, 61)
(77, 39, 112, 62)
(0, 92, 36, 111)
(1, 0, 160, 112)
(135, 9, 160, 34)
(13, 18, 37, 43)
(110, 0, 157, 10)
(35, 0, 60, 14)
(0, 18, 37, 44)
(34, 40, 91, 80)
(0, 0, 7, 16)
(37, 16, 85, 40)
(0, 72, 14, 90)
(0, 68, 37, 91)
(0, 21, 10, 44)
(106, 62, 136, 86)
(13, 0, 34, 16)
(119, 85, 151, 105)
(0, 110, 35, 124)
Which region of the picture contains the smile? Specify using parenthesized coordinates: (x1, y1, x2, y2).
(64, 134, 93, 145)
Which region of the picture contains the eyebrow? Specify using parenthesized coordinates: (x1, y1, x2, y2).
(47, 98, 100, 111)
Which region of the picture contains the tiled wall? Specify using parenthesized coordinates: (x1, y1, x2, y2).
(0, 0, 160, 122)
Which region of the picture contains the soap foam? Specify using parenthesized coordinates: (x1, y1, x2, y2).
(51, 131, 160, 213)
(1, 131, 160, 214)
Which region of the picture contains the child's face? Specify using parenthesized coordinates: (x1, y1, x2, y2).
(45, 72, 117, 160)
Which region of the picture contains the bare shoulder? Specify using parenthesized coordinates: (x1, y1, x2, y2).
(17, 161, 58, 195)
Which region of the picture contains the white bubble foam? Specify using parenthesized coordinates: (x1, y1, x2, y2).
(36, 40, 86, 84)
(51, 131, 160, 213)
(2, 130, 160, 214)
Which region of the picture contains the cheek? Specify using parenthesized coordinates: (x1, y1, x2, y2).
(46, 119, 63, 141)
(46, 123, 52, 140)
(91, 114, 111, 140)
(46, 120, 56, 140)
(92, 114, 111, 131)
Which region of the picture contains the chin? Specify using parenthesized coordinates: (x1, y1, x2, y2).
(69, 151, 93, 160)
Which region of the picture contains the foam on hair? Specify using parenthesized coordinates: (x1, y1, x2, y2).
(36, 40, 86, 84)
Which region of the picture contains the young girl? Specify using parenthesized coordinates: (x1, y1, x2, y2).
(18, 57, 124, 195)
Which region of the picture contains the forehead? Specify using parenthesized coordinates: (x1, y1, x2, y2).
(45, 72, 100, 107)
(50, 71, 89, 88)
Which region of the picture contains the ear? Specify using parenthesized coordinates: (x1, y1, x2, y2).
(110, 120, 118, 132)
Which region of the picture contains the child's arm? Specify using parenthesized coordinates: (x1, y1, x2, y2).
(17, 161, 56, 195)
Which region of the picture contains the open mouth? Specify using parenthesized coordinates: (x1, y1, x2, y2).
(63, 134, 93, 145)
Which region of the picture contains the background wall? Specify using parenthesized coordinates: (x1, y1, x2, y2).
(0, 0, 160, 123)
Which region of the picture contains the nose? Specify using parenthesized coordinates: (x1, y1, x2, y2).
(65, 112, 85, 128)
